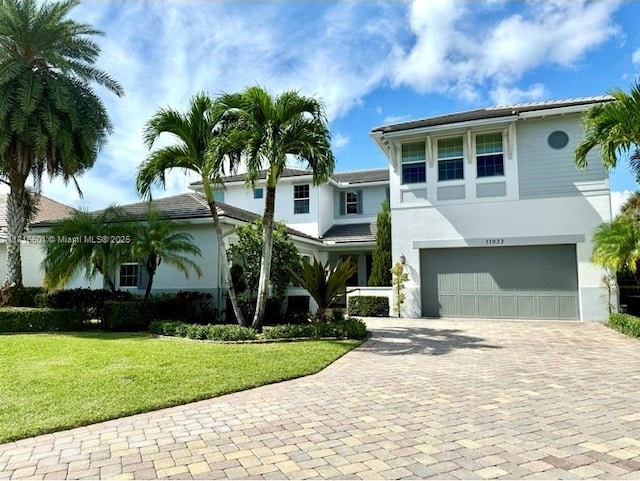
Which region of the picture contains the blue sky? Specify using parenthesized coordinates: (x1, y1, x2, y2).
(27, 0, 640, 214)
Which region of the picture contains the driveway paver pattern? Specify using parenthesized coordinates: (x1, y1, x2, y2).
(1, 318, 640, 479)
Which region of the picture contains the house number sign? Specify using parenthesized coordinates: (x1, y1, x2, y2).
(485, 238, 505, 245)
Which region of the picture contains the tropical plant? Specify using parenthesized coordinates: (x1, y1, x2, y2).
(368, 199, 392, 286)
(131, 208, 202, 299)
(591, 215, 640, 284)
(227, 218, 300, 299)
(391, 261, 408, 318)
(0, 0, 123, 287)
(213, 86, 335, 329)
(620, 191, 640, 219)
(288, 256, 357, 321)
(42, 206, 131, 291)
(136, 93, 246, 325)
(574, 81, 640, 176)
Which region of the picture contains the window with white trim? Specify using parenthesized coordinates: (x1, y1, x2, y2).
(119, 262, 139, 288)
(346, 192, 359, 214)
(293, 184, 310, 214)
(476, 132, 504, 177)
(437, 136, 464, 181)
(401, 142, 426, 184)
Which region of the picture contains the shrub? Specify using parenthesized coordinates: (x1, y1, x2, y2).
(348, 296, 389, 317)
(173, 291, 217, 324)
(36, 289, 135, 320)
(608, 313, 640, 337)
(226, 294, 283, 325)
(286, 295, 310, 324)
(102, 300, 169, 331)
(0, 308, 83, 333)
(0, 287, 45, 307)
(149, 320, 257, 341)
(263, 317, 368, 340)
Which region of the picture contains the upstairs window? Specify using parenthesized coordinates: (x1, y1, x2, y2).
(253, 188, 264, 199)
(213, 190, 225, 203)
(339, 190, 363, 215)
(401, 142, 426, 184)
(119, 262, 139, 288)
(437, 136, 464, 181)
(294, 184, 310, 214)
(476, 132, 504, 177)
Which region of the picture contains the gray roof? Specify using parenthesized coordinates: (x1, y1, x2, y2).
(1, 194, 73, 239)
(371, 96, 612, 134)
(32, 192, 316, 241)
(190, 167, 389, 187)
(321, 222, 377, 243)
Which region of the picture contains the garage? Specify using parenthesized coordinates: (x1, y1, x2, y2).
(420, 245, 579, 319)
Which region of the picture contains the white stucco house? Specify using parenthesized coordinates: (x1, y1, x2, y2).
(370, 96, 614, 321)
(30, 95, 616, 322)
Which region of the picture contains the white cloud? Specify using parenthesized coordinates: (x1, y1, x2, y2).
(394, 0, 620, 101)
(383, 114, 412, 124)
(332, 133, 350, 150)
(611, 190, 633, 218)
(633, 48, 640, 64)
(490, 83, 547, 106)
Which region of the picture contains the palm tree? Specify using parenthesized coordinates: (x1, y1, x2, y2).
(42, 206, 130, 291)
(0, 0, 123, 287)
(620, 191, 640, 219)
(591, 215, 640, 284)
(136, 93, 247, 325)
(288, 257, 357, 321)
(132, 208, 202, 299)
(214, 86, 335, 329)
(574, 81, 640, 174)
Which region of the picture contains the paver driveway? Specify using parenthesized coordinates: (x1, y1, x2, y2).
(1, 318, 640, 480)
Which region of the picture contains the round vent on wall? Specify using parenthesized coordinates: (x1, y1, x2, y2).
(548, 130, 569, 150)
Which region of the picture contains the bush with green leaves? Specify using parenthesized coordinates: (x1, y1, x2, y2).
(36, 289, 135, 321)
(226, 294, 282, 325)
(102, 300, 171, 331)
(149, 320, 257, 341)
(263, 318, 367, 340)
(0, 308, 83, 333)
(608, 313, 640, 337)
(369, 199, 392, 286)
(348, 296, 389, 317)
(0, 287, 45, 307)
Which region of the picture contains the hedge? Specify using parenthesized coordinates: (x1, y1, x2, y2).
(36, 289, 135, 321)
(0, 307, 83, 333)
(102, 300, 177, 331)
(149, 320, 257, 341)
(0, 287, 45, 308)
(347, 296, 389, 317)
(608, 313, 640, 338)
(263, 318, 368, 340)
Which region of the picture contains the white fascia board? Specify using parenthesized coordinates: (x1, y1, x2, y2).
(335, 181, 389, 188)
(518, 105, 594, 119)
(370, 131, 390, 157)
(379, 116, 519, 139)
(321, 241, 376, 249)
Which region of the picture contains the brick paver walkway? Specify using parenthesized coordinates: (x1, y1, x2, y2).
(1, 318, 640, 480)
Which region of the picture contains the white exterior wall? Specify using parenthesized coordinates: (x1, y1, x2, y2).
(318, 184, 334, 237)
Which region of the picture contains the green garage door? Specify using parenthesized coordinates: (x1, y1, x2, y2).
(420, 245, 579, 319)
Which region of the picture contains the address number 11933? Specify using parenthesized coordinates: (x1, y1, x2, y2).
(485, 238, 505, 245)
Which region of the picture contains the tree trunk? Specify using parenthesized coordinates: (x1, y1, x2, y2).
(144, 256, 157, 300)
(252, 185, 276, 330)
(4, 181, 26, 288)
(206, 199, 247, 326)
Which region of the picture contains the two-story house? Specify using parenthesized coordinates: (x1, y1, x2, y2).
(370, 96, 614, 321)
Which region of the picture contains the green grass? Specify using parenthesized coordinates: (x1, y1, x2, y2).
(0, 332, 361, 443)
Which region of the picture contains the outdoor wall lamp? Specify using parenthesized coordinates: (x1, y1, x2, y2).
(400, 254, 406, 265)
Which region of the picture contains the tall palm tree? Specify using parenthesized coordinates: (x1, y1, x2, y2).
(136, 93, 246, 325)
(42, 206, 130, 291)
(214, 86, 335, 329)
(0, 0, 123, 287)
(574, 81, 640, 174)
(132, 208, 202, 299)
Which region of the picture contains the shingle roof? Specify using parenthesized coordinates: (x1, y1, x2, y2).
(191, 167, 389, 187)
(321, 222, 377, 243)
(0, 194, 74, 238)
(371, 96, 613, 134)
(32, 192, 317, 241)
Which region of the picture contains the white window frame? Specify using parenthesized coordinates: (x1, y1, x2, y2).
(119, 262, 139, 289)
(293, 184, 310, 214)
(401, 141, 426, 185)
(436, 136, 464, 182)
(345, 191, 359, 215)
(475, 131, 505, 178)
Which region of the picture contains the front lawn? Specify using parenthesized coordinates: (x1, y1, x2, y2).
(0, 333, 360, 443)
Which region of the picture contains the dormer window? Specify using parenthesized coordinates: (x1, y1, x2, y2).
(294, 184, 310, 214)
(401, 142, 426, 184)
(476, 132, 504, 177)
(437, 136, 464, 181)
